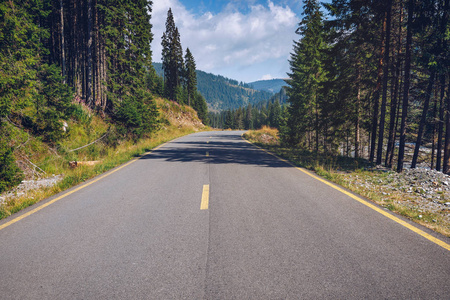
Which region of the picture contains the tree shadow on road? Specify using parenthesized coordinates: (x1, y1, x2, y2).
(139, 135, 290, 169)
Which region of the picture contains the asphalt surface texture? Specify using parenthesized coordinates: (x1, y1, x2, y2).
(0, 131, 449, 299)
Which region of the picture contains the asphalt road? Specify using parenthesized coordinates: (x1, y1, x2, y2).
(0, 131, 449, 299)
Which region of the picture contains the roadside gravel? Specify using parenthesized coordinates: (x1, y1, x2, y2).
(342, 167, 450, 227)
(0, 175, 63, 206)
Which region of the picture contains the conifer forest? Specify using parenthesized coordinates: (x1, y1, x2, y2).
(284, 0, 449, 173)
(0, 0, 205, 192)
(0, 0, 449, 193)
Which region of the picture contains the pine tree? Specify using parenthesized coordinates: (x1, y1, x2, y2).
(161, 8, 184, 102)
(245, 103, 253, 129)
(102, 0, 158, 137)
(285, 0, 327, 149)
(184, 48, 197, 107)
(193, 92, 208, 125)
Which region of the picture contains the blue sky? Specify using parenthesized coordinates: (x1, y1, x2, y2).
(151, 0, 306, 82)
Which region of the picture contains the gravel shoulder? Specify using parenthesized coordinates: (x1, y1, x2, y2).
(340, 167, 450, 231)
(0, 175, 63, 206)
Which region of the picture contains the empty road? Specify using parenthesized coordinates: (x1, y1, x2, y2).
(0, 131, 449, 299)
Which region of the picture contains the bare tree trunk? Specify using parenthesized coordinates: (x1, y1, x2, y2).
(431, 85, 438, 169)
(60, 0, 66, 82)
(376, 0, 393, 165)
(440, 0, 449, 172)
(411, 71, 436, 168)
(437, 75, 446, 170)
(443, 80, 450, 173)
(386, 2, 403, 167)
(370, 12, 387, 163)
(389, 73, 403, 168)
(355, 66, 361, 159)
(315, 93, 319, 153)
(85, 0, 93, 106)
(397, 0, 414, 173)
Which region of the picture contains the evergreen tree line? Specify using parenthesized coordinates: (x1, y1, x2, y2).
(285, 0, 449, 173)
(1, 0, 160, 138)
(197, 71, 274, 111)
(0, 2, 208, 191)
(157, 8, 208, 125)
(209, 88, 288, 130)
(0, 0, 159, 191)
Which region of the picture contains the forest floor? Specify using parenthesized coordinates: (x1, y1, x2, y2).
(0, 98, 207, 219)
(243, 127, 450, 237)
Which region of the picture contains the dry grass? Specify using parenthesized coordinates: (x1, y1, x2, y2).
(243, 126, 279, 145)
(0, 98, 206, 220)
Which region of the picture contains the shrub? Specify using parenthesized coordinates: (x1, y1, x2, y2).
(0, 142, 23, 193)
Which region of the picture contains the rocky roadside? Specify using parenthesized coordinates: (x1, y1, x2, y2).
(244, 129, 450, 236)
(342, 167, 450, 226)
(0, 175, 63, 206)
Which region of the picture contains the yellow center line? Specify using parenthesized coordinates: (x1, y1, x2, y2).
(201, 184, 209, 210)
(242, 136, 450, 252)
(206, 151, 209, 157)
(0, 141, 170, 232)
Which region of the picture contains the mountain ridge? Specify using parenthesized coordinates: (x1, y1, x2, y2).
(248, 79, 288, 93)
(152, 62, 274, 112)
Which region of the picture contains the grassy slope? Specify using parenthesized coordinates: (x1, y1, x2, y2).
(0, 98, 207, 219)
(243, 127, 450, 237)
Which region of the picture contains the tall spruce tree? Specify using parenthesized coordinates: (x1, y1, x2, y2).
(102, 0, 158, 137)
(161, 8, 184, 102)
(184, 48, 197, 107)
(285, 0, 326, 150)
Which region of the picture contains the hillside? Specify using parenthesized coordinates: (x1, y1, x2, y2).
(153, 63, 273, 112)
(248, 79, 288, 93)
(0, 98, 205, 219)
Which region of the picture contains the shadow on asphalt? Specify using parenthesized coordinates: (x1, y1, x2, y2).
(139, 135, 289, 168)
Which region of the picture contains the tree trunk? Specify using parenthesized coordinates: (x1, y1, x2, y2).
(431, 85, 439, 169)
(437, 75, 446, 170)
(60, 0, 66, 82)
(86, 0, 93, 106)
(440, 0, 449, 172)
(386, 2, 403, 168)
(315, 93, 319, 153)
(411, 71, 436, 168)
(370, 11, 387, 163)
(355, 65, 361, 159)
(397, 0, 414, 173)
(443, 80, 450, 173)
(376, 0, 393, 165)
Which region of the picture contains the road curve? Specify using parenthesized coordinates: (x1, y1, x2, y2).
(0, 131, 449, 299)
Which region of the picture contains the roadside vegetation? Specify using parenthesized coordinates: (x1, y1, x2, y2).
(0, 2, 210, 219)
(0, 98, 206, 220)
(244, 127, 450, 237)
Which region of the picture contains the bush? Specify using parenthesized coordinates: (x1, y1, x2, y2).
(0, 142, 23, 193)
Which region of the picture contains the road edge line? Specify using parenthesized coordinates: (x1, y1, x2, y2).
(0, 140, 171, 232)
(242, 134, 450, 252)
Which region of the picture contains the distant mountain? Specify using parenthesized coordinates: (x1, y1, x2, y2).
(153, 63, 273, 112)
(248, 79, 288, 93)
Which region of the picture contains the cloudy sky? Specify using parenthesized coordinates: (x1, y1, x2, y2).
(151, 0, 305, 83)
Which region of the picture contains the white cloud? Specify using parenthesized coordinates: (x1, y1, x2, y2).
(261, 74, 274, 80)
(151, 0, 300, 82)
